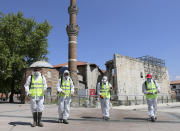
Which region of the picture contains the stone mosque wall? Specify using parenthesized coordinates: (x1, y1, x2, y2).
(110, 54, 171, 105)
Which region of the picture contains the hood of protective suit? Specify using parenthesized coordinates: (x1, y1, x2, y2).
(64, 70, 69, 74)
(102, 76, 108, 83)
(63, 70, 70, 79)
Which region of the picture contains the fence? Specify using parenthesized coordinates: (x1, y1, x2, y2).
(110, 94, 177, 106)
(0, 93, 21, 103)
(19, 93, 179, 106)
(51, 93, 178, 107)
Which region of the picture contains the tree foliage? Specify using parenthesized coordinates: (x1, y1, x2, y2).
(0, 12, 52, 102)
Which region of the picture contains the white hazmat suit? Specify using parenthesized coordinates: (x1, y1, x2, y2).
(56, 70, 74, 124)
(97, 76, 112, 120)
(24, 71, 47, 127)
(142, 79, 160, 120)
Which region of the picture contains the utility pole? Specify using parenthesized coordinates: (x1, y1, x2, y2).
(66, 0, 79, 88)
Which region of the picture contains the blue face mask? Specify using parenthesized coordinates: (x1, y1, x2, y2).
(147, 78, 151, 82)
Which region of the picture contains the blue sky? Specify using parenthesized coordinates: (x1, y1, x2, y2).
(1, 0, 180, 81)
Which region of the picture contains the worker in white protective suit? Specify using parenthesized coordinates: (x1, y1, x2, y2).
(56, 70, 74, 124)
(97, 76, 112, 121)
(24, 68, 47, 127)
(142, 74, 160, 122)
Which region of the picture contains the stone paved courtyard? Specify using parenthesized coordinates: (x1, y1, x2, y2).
(0, 103, 180, 131)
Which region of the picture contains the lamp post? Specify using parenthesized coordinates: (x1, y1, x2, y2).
(66, 0, 79, 88)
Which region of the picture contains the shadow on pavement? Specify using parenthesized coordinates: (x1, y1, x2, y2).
(124, 117, 148, 121)
(4, 115, 180, 124)
(69, 116, 103, 122)
(81, 116, 102, 120)
(42, 119, 58, 123)
(9, 121, 32, 126)
(69, 116, 180, 124)
(123, 117, 180, 123)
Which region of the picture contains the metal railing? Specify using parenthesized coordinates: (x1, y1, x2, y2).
(51, 93, 178, 107)
(17, 92, 178, 107)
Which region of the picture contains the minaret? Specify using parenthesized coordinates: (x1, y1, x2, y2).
(66, 0, 79, 87)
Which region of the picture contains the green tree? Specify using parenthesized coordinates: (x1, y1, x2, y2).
(0, 12, 52, 103)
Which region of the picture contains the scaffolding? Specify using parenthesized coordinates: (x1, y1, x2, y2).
(137, 55, 165, 67)
(137, 55, 166, 81)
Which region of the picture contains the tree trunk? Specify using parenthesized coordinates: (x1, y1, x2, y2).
(9, 80, 15, 103)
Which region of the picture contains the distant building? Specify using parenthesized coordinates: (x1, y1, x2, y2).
(21, 61, 104, 104)
(106, 54, 171, 105)
(170, 80, 180, 100)
(54, 61, 104, 96)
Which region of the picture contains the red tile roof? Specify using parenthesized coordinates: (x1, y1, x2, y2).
(101, 70, 106, 73)
(53, 61, 88, 68)
(170, 80, 180, 85)
(53, 63, 67, 68)
(53, 61, 104, 74)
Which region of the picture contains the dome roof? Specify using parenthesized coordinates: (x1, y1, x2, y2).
(30, 61, 53, 68)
